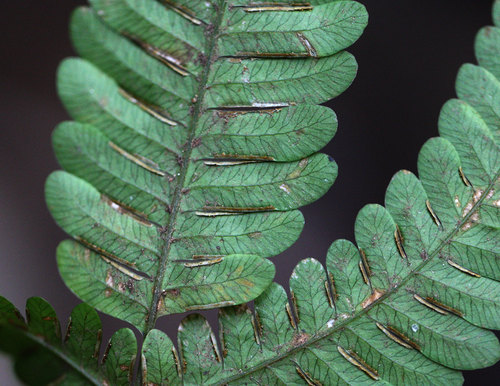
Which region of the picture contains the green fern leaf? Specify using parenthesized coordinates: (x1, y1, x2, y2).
(0, 296, 136, 385)
(45, 0, 368, 332)
(138, 4, 500, 384)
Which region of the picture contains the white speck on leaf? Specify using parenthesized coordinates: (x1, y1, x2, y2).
(252, 102, 289, 108)
(411, 324, 419, 332)
(279, 183, 291, 194)
(242, 70, 250, 83)
(106, 271, 113, 287)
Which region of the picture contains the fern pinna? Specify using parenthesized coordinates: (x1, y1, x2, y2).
(43, 0, 368, 334)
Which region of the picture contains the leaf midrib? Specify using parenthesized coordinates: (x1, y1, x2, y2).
(143, 0, 227, 336)
(220, 171, 499, 384)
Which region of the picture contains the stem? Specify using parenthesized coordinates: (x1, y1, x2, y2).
(136, 3, 227, 384)
(141, 0, 226, 335)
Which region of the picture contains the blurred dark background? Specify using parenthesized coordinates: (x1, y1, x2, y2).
(0, 0, 498, 384)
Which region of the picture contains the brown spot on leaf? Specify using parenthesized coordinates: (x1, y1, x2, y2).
(156, 296, 165, 313)
(291, 332, 310, 347)
(125, 279, 135, 293)
(288, 158, 309, 179)
(461, 189, 488, 230)
(361, 289, 385, 309)
(163, 288, 180, 298)
(105, 270, 114, 287)
(296, 366, 322, 386)
(238, 279, 254, 288)
(191, 137, 202, 148)
(84, 248, 91, 262)
(64, 321, 72, 343)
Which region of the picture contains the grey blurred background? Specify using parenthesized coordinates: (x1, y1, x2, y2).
(1, 0, 498, 384)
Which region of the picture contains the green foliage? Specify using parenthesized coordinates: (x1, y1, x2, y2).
(133, 4, 500, 384)
(0, 296, 136, 385)
(2, 1, 500, 385)
(45, 0, 367, 332)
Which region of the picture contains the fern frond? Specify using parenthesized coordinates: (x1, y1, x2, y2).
(0, 296, 136, 385)
(45, 0, 368, 332)
(139, 3, 500, 384)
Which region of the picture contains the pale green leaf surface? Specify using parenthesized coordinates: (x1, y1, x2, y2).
(57, 240, 152, 327)
(48, 0, 366, 331)
(56, 239, 275, 328)
(46, 171, 162, 273)
(142, 329, 180, 385)
(456, 64, 500, 144)
(219, 1, 368, 58)
(71, 7, 194, 124)
(192, 105, 338, 162)
(169, 211, 304, 259)
(53, 121, 171, 225)
(89, 0, 205, 74)
(205, 51, 358, 107)
(476, 25, 500, 80)
(495, 0, 500, 27)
